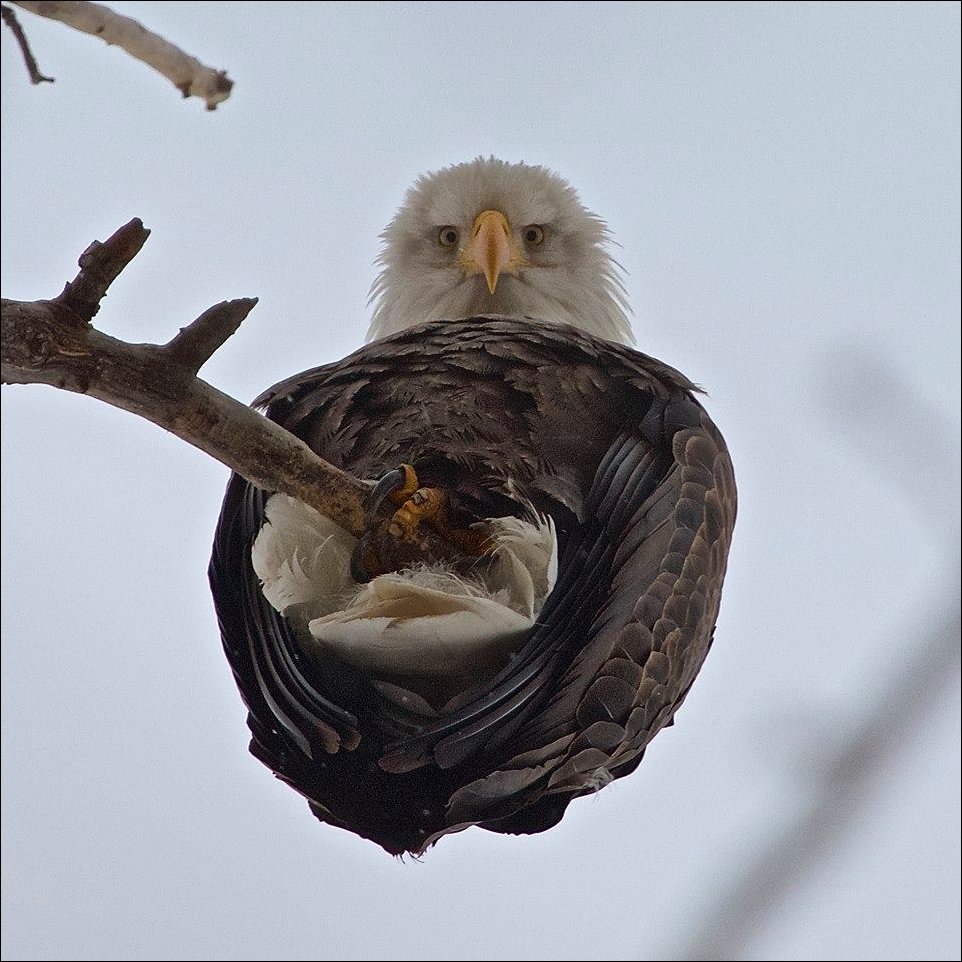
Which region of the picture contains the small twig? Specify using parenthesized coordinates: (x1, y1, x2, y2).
(165, 301, 252, 376)
(11, 1, 232, 109)
(1, 2, 54, 83)
(57, 218, 150, 322)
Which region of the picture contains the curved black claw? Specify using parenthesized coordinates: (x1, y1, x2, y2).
(351, 464, 420, 583)
(366, 466, 411, 517)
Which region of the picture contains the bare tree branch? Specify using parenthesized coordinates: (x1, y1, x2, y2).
(0, 219, 375, 538)
(2, 220, 492, 582)
(1, 2, 54, 83)
(11, 0, 232, 109)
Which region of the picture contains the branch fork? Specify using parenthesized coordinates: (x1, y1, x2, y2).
(1, 219, 465, 567)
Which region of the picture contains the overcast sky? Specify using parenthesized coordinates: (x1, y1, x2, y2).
(2, 3, 959, 960)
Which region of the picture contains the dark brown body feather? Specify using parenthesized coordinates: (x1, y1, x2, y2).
(209, 317, 736, 853)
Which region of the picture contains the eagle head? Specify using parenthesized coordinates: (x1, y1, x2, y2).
(367, 157, 632, 344)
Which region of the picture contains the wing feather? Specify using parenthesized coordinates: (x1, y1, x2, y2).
(208, 318, 735, 852)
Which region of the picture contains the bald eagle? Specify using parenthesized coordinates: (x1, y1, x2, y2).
(210, 158, 736, 854)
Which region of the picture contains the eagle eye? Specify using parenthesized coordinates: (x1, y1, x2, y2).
(438, 226, 460, 248)
(523, 224, 546, 246)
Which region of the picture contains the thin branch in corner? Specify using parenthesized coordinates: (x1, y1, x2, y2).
(11, 0, 232, 109)
(1, 3, 54, 83)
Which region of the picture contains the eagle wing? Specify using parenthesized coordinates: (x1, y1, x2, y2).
(209, 318, 736, 853)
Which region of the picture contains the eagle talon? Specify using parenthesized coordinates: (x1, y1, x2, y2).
(366, 463, 420, 517)
(352, 465, 495, 582)
(388, 486, 446, 543)
(352, 464, 428, 581)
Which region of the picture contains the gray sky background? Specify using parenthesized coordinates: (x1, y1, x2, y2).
(2, 3, 959, 960)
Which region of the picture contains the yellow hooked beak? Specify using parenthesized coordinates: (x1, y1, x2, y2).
(462, 209, 520, 294)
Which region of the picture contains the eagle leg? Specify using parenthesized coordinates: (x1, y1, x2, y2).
(350, 464, 492, 582)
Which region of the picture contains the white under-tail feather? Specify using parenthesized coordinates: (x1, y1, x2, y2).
(251, 495, 557, 680)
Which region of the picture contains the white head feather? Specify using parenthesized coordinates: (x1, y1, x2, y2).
(367, 157, 633, 345)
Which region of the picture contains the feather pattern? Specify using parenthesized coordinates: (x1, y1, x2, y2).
(209, 317, 736, 853)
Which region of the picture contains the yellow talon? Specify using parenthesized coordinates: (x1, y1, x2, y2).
(352, 464, 496, 580)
